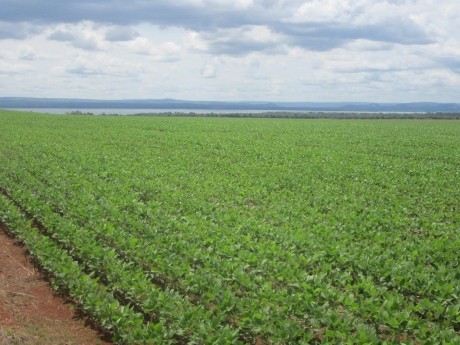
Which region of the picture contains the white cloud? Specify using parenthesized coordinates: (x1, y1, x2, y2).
(17, 45, 39, 60)
(186, 31, 209, 52)
(192, 25, 285, 55)
(201, 64, 217, 78)
(62, 53, 140, 77)
(182, 0, 254, 9)
(126, 37, 155, 55)
(0, 60, 33, 74)
(293, 0, 358, 23)
(47, 22, 107, 51)
(152, 42, 182, 62)
(125, 37, 182, 62)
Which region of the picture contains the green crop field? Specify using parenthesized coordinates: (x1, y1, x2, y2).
(0, 110, 459, 344)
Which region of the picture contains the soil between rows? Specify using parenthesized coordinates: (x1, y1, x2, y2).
(0, 225, 111, 345)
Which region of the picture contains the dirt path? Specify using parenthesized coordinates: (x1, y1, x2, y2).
(0, 225, 111, 345)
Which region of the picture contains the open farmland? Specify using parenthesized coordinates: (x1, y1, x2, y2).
(0, 110, 459, 344)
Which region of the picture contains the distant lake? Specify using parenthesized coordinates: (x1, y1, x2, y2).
(4, 108, 295, 115)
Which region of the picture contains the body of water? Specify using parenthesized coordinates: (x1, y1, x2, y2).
(4, 108, 293, 115)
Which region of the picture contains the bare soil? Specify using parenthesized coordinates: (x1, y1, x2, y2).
(0, 225, 112, 345)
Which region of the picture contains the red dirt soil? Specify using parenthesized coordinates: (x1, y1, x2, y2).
(0, 225, 112, 345)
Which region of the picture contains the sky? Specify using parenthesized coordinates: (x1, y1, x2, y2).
(1, 0, 459, 102)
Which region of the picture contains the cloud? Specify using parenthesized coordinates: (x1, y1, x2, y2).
(125, 37, 154, 55)
(105, 27, 139, 42)
(190, 25, 285, 56)
(243, 57, 269, 80)
(186, 15, 432, 56)
(277, 17, 432, 51)
(0, 1, 247, 29)
(48, 30, 74, 41)
(201, 64, 217, 78)
(363, 17, 433, 45)
(0, 60, 33, 74)
(437, 57, 460, 74)
(292, 0, 359, 23)
(0, 1, 437, 55)
(125, 37, 182, 62)
(66, 65, 101, 76)
(47, 23, 105, 50)
(0, 21, 40, 40)
(152, 42, 182, 62)
(17, 45, 38, 60)
(63, 56, 105, 76)
(62, 54, 139, 77)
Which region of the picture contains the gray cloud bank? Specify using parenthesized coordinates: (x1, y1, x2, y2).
(0, 1, 434, 54)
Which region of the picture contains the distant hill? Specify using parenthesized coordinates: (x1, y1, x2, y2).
(1, 97, 460, 113)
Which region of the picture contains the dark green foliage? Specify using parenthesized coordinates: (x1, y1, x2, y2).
(132, 111, 460, 119)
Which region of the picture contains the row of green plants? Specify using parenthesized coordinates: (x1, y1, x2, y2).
(0, 194, 166, 344)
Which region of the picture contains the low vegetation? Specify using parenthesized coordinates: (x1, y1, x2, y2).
(0, 110, 459, 343)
